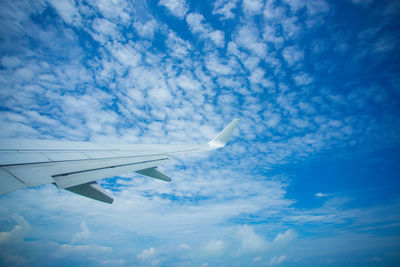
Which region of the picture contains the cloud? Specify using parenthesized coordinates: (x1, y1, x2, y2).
(91, 18, 120, 43)
(158, 0, 188, 19)
(293, 72, 313, 85)
(134, 19, 159, 39)
(47, 0, 81, 26)
(236, 225, 267, 253)
(186, 13, 225, 47)
(269, 255, 288, 265)
(283, 0, 306, 13)
(137, 247, 156, 260)
(137, 247, 159, 266)
(204, 240, 226, 254)
(315, 192, 330, 198)
(91, 0, 131, 24)
(213, 0, 239, 20)
(0, 213, 30, 244)
(243, 0, 264, 16)
(234, 25, 267, 58)
(282, 45, 304, 66)
(272, 229, 298, 248)
(71, 221, 91, 244)
(1, 56, 22, 69)
(165, 31, 193, 59)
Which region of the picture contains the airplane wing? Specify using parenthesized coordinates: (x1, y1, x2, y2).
(0, 119, 239, 204)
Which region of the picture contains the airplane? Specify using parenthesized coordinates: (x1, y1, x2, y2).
(0, 119, 239, 204)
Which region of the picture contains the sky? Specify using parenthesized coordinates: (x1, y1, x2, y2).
(0, 0, 399, 266)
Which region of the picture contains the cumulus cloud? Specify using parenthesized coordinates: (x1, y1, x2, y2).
(243, 0, 264, 15)
(71, 221, 90, 244)
(0, 213, 30, 244)
(137, 247, 159, 266)
(47, 0, 81, 26)
(234, 25, 267, 58)
(213, 0, 239, 19)
(91, 18, 120, 43)
(1, 56, 21, 69)
(293, 72, 313, 85)
(158, 0, 188, 19)
(236, 225, 267, 253)
(269, 255, 288, 265)
(204, 239, 226, 254)
(273, 229, 298, 248)
(186, 13, 225, 47)
(282, 45, 304, 66)
(134, 20, 159, 39)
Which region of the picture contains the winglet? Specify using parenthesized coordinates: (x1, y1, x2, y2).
(208, 119, 240, 148)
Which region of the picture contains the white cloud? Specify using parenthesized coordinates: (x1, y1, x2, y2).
(186, 13, 225, 47)
(212, 0, 239, 20)
(282, 45, 304, 66)
(273, 229, 298, 247)
(137, 247, 156, 260)
(204, 239, 225, 254)
(177, 243, 190, 250)
(205, 54, 234, 75)
(269, 255, 287, 265)
(15, 67, 36, 81)
(253, 256, 262, 262)
(263, 25, 284, 49)
(137, 247, 159, 266)
(294, 72, 313, 85)
(315, 192, 330, 198)
(281, 17, 301, 39)
(306, 0, 330, 16)
(148, 83, 173, 104)
(0, 213, 30, 244)
(264, 1, 286, 20)
(283, 0, 306, 13)
(71, 221, 90, 244)
(47, 0, 81, 26)
(236, 225, 267, 253)
(1, 56, 21, 69)
(234, 25, 267, 58)
(264, 112, 281, 128)
(243, 0, 264, 15)
(158, 0, 188, 19)
(111, 42, 142, 67)
(92, 0, 131, 24)
(165, 31, 193, 59)
(134, 20, 159, 39)
(92, 18, 120, 43)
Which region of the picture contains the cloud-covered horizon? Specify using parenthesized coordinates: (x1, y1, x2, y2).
(1, 0, 399, 266)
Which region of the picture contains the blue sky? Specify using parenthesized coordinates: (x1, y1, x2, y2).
(0, 0, 399, 266)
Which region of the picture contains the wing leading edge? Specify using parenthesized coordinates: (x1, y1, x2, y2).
(0, 119, 239, 203)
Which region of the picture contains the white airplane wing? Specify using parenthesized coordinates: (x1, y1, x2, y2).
(0, 119, 239, 204)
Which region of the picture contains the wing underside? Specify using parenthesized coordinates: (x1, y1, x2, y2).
(0, 119, 239, 203)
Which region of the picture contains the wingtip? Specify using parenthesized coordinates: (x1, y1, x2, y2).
(208, 118, 240, 148)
